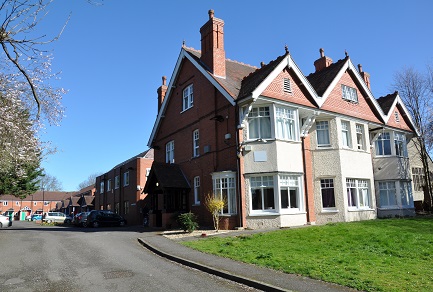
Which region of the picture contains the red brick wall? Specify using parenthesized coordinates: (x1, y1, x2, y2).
(262, 68, 317, 108)
(386, 104, 413, 131)
(321, 71, 382, 123)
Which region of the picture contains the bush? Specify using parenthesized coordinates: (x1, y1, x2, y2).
(177, 212, 198, 233)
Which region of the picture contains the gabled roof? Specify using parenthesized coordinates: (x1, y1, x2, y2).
(112, 149, 153, 170)
(377, 91, 419, 134)
(306, 57, 348, 97)
(237, 52, 319, 106)
(148, 47, 256, 146)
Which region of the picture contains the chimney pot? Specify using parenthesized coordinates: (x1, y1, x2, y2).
(314, 48, 332, 72)
(319, 48, 324, 58)
(358, 64, 363, 73)
(260, 62, 265, 68)
(208, 9, 214, 19)
(162, 76, 167, 86)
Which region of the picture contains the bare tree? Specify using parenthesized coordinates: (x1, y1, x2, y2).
(37, 173, 63, 191)
(77, 172, 102, 190)
(393, 66, 433, 210)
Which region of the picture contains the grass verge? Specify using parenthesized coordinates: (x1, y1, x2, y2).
(181, 217, 433, 291)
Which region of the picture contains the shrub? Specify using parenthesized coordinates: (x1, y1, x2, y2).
(204, 193, 225, 231)
(177, 212, 198, 233)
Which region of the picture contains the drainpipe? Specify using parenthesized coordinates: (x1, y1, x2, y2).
(301, 136, 311, 223)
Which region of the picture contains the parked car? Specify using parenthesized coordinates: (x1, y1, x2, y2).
(43, 212, 67, 223)
(86, 210, 126, 228)
(0, 214, 11, 228)
(31, 214, 42, 221)
(64, 214, 73, 224)
(73, 212, 90, 227)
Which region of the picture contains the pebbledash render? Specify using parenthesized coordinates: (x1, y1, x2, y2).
(144, 10, 418, 230)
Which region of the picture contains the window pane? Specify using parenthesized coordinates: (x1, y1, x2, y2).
(280, 189, 289, 208)
(289, 189, 298, 208)
(263, 188, 275, 209)
(252, 189, 262, 210)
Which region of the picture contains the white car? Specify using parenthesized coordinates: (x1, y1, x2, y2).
(43, 212, 67, 223)
(0, 214, 11, 228)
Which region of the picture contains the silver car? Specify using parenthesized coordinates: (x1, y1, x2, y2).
(0, 214, 12, 228)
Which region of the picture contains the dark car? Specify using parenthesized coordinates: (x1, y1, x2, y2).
(85, 210, 126, 228)
(73, 212, 90, 227)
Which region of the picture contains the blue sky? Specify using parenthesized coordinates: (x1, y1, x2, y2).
(38, 0, 433, 191)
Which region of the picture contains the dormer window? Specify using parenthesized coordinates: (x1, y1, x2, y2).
(182, 84, 194, 111)
(341, 84, 358, 103)
(283, 78, 292, 93)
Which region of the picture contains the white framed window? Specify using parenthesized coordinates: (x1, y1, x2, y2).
(321, 178, 335, 208)
(182, 84, 194, 111)
(34, 202, 37, 206)
(213, 172, 237, 215)
(123, 171, 130, 187)
(100, 181, 104, 193)
(346, 179, 370, 209)
(193, 129, 199, 157)
(279, 175, 302, 210)
(194, 176, 200, 205)
(356, 124, 365, 150)
(283, 78, 292, 93)
(250, 176, 275, 211)
(2, 201, 8, 206)
(394, 133, 407, 157)
(247, 106, 271, 140)
(44, 201, 49, 206)
(276, 107, 296, 140)
(316, 121, 330, 147)
(341, 120, 351, 148)
(16, 201, 20, 206)
(378, 181, 397, 207)
(166, 140, 174, 163)
(107, 179, 111, 192)
(412, 167, 425, 191)
(341, 84, 358, 102)
(115, 175, 119, 189)
(375, 132, 391, 156)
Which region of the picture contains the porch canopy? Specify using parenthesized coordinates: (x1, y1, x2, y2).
(144, 162, 191, 215)
(144, 162, 191, 194)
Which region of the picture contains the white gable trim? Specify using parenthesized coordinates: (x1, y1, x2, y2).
(319, 59, 385, 120)
(251, 54, 319, 106)
(383, 93, 419, 136)
(148, 48, 235, 147)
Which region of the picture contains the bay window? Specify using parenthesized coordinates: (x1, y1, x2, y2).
(250, 176, 275, 210)
(378, 181, 397, 207)
(341, 120, 351, 148)
(246, 105, 298, 141)
(375, 133, 391, 155)
(394, 133, 407, 157)
(316, 121, 330, 147)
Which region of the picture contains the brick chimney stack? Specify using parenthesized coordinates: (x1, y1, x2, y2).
(314, 48, 333, 72)
(157, 76, 168, 112)
(200, 10, 226, 78)
(358, 64, 371, 90)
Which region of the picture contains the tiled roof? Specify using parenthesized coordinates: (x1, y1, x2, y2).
(376, 91, 398, 115)
(238, 54, 288, 100)
(0, 192, 76, 201)
(306, 57, 348, 96)
(184, 48, 257, 99)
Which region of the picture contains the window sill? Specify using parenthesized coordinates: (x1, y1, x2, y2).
(320, 209, 339, 214)
(249, 211, 278, 217)
(180, 106, 193, 114)
(348, 208, 375, 212)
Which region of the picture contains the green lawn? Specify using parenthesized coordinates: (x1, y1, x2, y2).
(181, 217, 433, 291)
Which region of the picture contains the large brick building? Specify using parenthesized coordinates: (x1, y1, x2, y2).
(145, 10, 418, 229)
